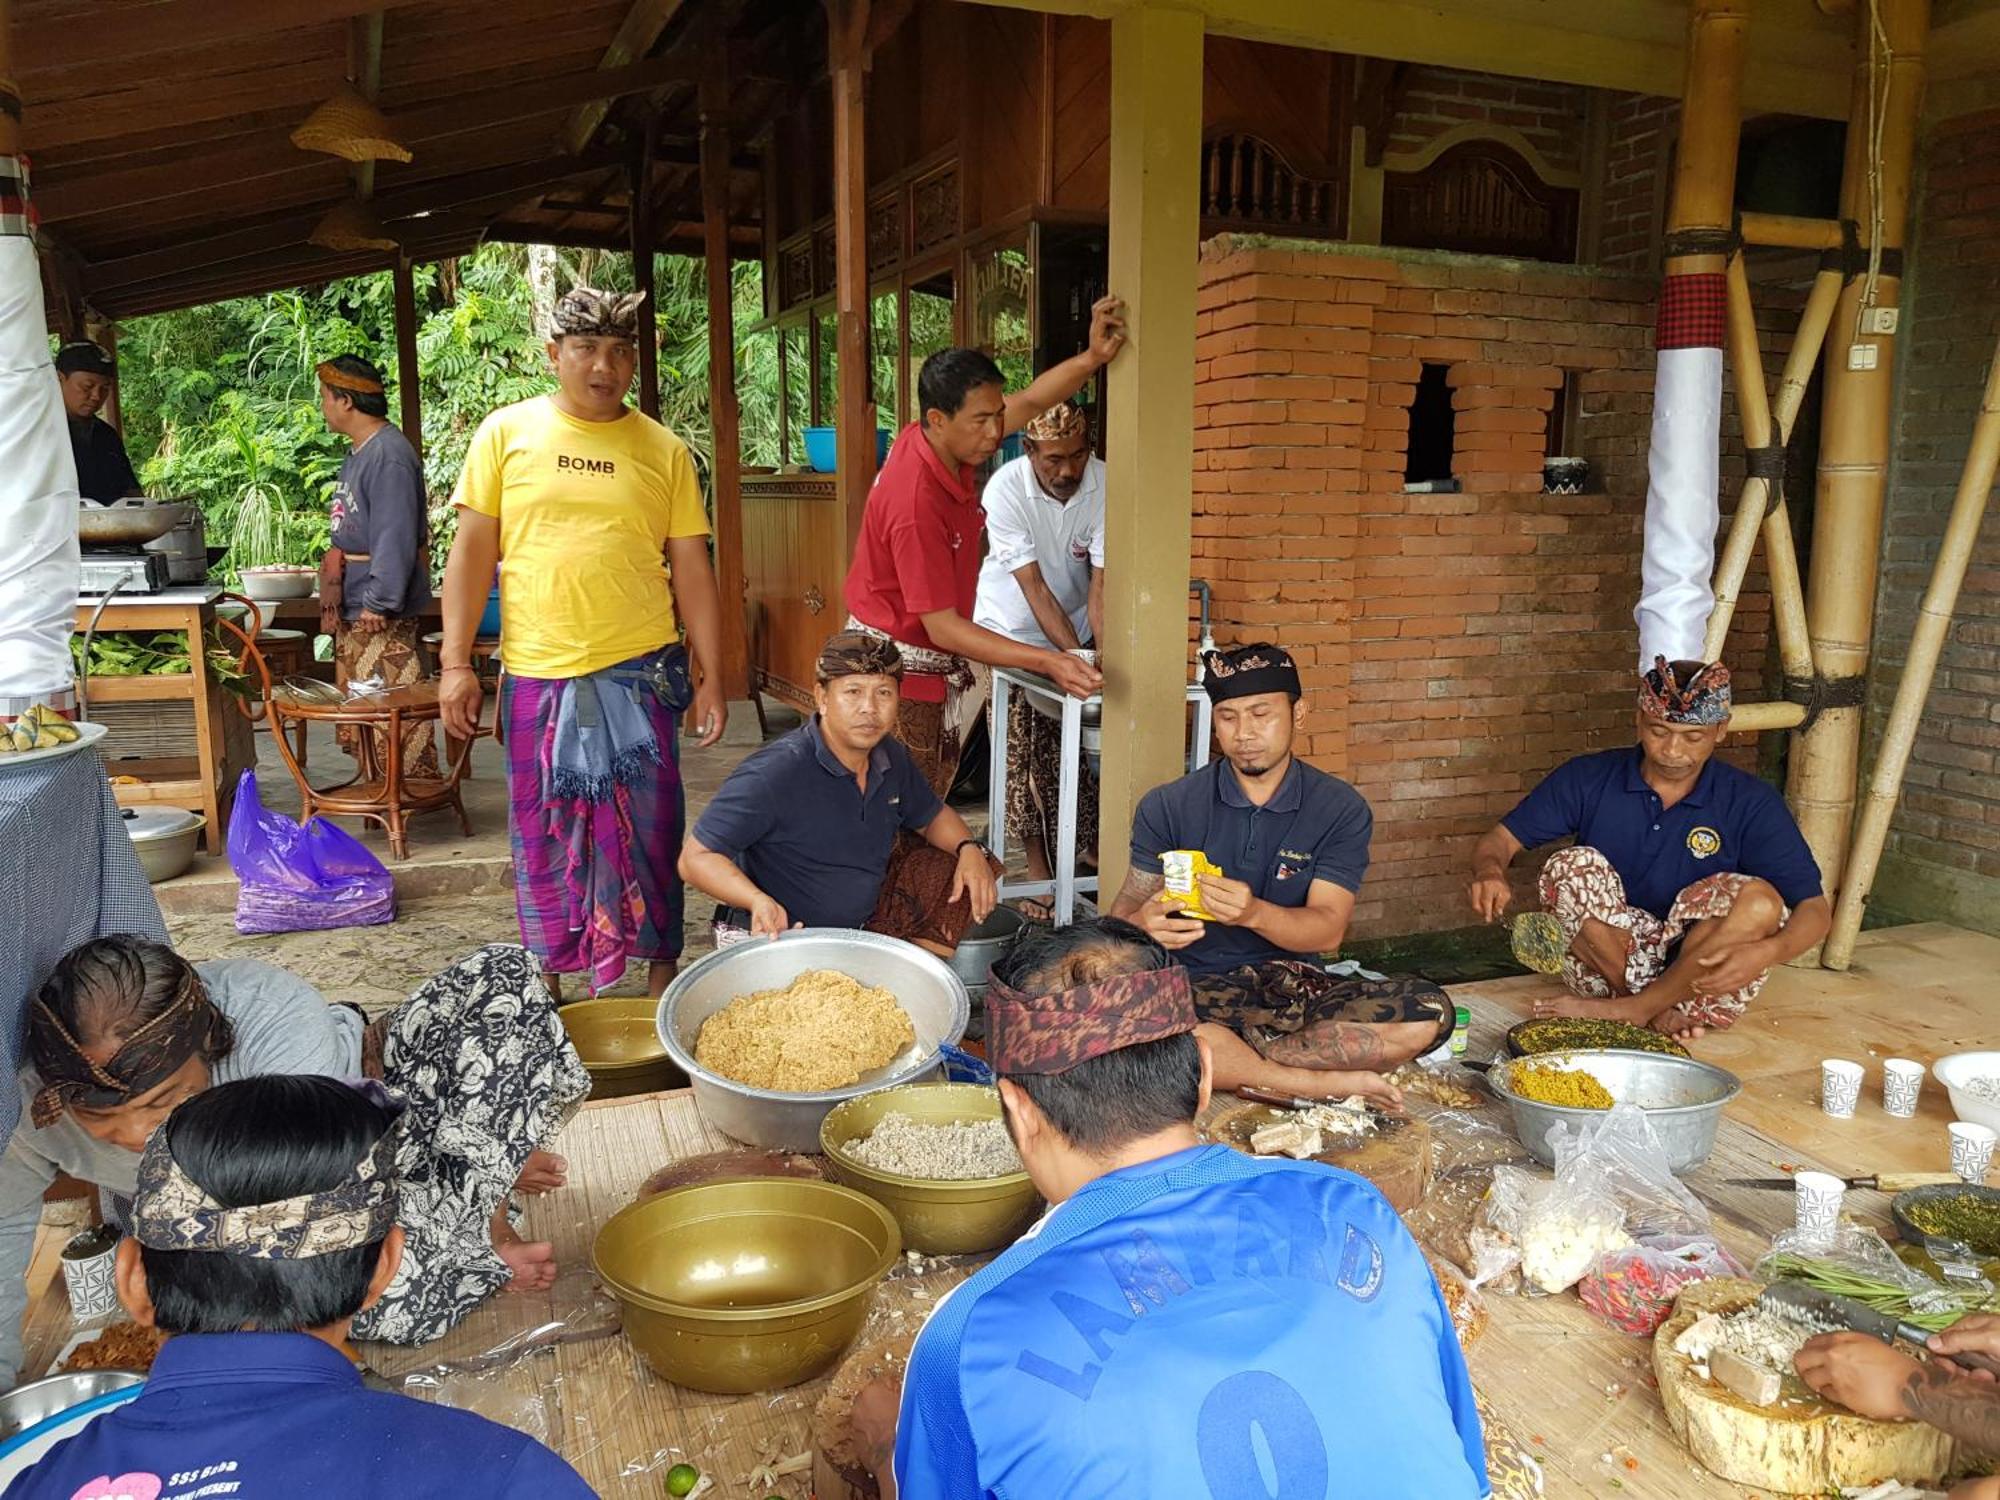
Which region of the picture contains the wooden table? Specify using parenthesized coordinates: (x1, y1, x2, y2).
(73, 590, 254, 854)
(266, 681, 476, 859)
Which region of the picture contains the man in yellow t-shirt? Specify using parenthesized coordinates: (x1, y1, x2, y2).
(440, 287, 726, 1001)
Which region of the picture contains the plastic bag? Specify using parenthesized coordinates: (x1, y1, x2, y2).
(1578, 1235, 1746, 1335)
(1476, 1163, 1632, 1295)
(1549, 1103, 1710, 1239)
(228, 769, 395, 934)
(1760, 1222, 1989, 1326)
(1426, 1251, 1490, 1349)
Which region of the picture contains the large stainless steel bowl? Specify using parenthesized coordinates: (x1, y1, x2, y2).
(1487, 1048, 1741, 1173)
(0, 1371, 143, 1443)
(75, 500, 193, 546)
(658, 930, 970, 1151)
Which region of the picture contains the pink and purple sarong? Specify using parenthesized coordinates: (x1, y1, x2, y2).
(501, 670, 683, 991)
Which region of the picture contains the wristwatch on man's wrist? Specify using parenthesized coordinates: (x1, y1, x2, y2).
(955, 838, 988, 861)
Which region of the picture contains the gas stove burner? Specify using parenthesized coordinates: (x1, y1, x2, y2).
(79, 551, 173, 594)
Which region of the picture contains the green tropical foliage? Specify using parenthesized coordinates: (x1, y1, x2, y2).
(115, 244, 780, 575)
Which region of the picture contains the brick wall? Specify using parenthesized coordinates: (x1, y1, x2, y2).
(1865, 108, 2000, 934)
(1598, 93, 1678, 273)
(1383, 67, 1589, 175)
(1192, 238, 1789, 938)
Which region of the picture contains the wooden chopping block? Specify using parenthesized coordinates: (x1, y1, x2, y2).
(1203, 1102, 1434, 1212)
(1653, 1278, 1957, 1494)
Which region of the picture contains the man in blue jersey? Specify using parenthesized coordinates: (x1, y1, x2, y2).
(852, 917, 1489, 1500)
(1466, 657, 1829, 1039)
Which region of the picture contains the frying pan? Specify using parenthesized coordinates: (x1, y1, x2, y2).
(75, 500, 194, 546)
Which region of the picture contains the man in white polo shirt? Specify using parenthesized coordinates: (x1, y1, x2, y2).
(974, 402, 1105, 901)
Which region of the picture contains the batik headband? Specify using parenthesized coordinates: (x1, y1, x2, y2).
(817, 629, 903, 682)
(1202, 643, 1302, 704)
(1022, 402, 1088, 444)
(28, 968, 229, 1129)
(1638, 655, 1732, 726)
(985, 966, 1197, 1076)
(316, 360, 383, 395)
(133, 1106, 403, 1260)
(551, 286, 645, 341)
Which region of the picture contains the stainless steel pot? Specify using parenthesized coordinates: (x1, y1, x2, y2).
(948, 904, 1025, 997)
(1487, 1048, 1741, 1173)
(119, 807, 204, 882)
(657, 930, 970, 1151)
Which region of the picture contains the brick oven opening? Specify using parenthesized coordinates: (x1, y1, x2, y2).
(1404, 362, 1456, 485)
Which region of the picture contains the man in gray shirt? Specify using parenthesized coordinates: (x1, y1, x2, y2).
(318, 354, 436, 775)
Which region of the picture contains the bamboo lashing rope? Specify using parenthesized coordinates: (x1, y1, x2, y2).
(1824, 337, 2000, 969)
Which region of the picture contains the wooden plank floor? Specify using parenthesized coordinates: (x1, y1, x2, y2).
(21, 922, 1999, 1498)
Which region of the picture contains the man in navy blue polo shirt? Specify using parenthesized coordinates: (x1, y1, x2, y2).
(679, 630, 998, 955)
(1109, 643, 1448, 1105)
(8, 1075, 591, 1499)
(1467, 657, 1829, 1037)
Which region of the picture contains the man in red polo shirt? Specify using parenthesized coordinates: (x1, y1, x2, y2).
(845, 296, 1125, 797)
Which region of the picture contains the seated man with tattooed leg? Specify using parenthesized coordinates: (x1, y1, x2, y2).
(849, 918, 1488, 1500)
(1108, 643, 1452, 1106)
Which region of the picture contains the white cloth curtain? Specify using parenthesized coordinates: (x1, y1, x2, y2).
(1635, 343, 1722, 668)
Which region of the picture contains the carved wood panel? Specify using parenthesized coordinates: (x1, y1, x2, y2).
(1381, 139, 1579, 263)
(867, 191, 904, 273)
(778, 236, 815, 312)
(813, 227, 839, 298)
(911, 164, 960, 254)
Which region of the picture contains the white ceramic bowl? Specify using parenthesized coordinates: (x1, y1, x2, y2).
(239, 567, 315, 601)
(1933, 1052, 2000, 1132)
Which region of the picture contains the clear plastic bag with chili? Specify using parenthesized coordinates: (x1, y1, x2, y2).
(1576, 1234, 1746, 1335)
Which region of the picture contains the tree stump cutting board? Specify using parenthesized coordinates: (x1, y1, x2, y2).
(1202, 1102, 1434, 1212)
(1653, 1277, 1957, 1494)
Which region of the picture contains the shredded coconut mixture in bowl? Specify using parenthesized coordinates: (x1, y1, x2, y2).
(845, 1112, 1024, 1181)
(695, 969, 916, 1092)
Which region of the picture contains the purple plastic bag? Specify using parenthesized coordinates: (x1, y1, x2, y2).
(227, 770, 396, 934)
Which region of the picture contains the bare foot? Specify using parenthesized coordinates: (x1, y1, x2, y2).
(492, 1215, 558, 1294)
(1654, 1007, 1708, 1041)
(1531, 992, 1647, 1023)
(514, 1149, 567, 1196)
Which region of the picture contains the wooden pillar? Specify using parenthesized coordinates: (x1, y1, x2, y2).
(828, 0, 876, 547)
(1097, 4, 1203, 899)
(390, 255, 423, 461)
(629, 113, 661, 421)
(700, 57, 750, 698)
(1786, 0, 1930, 916)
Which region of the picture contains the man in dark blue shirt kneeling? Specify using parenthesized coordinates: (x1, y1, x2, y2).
(680, 630, 998, 955)
(1467, 658, 1829, 1039)
(5, 1076, 591, 1500)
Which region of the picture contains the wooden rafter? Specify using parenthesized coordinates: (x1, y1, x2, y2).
(562, 0, 691, 155)
(14, 0, 428, 73)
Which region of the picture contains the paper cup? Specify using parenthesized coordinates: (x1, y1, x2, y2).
(1951, 1121, 1997, 1183)
(59, 1229, 121, 1320)
(1883, 1058, 1926, 1119)
(1821, 1059, 1865, 1119)
(1793, 1170, 1846, 1251)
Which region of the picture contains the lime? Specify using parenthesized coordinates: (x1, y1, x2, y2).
(664, 1464, 700, 1497)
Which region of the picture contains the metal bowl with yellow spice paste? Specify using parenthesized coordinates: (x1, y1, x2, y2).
(1488, 1049, 1741, 1174)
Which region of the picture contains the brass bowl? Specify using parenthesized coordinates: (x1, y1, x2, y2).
(592, 1177, 900, 1393)
(820, 1083, 1042, 1255)
(562, 998, 687, 1099)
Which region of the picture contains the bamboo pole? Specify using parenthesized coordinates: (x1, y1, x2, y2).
(1664, 0, 1749, 285)
(1727, 700, 1810, 732)
(1824, 338, 2000, 968)
(1705, 265, 1841, 666)
(1788, 0, 1930, 918)
(1739, 211, 1846, 251)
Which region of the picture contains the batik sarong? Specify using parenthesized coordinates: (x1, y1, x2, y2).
(334, 616, 438, 777)
(1191, 960, 1453, 1066)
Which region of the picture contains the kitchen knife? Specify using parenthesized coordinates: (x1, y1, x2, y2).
(1234, 1086, 1373, 1118)
(1759, 1282, 2000, 1377)
(1725, 1172, 1961, 1193)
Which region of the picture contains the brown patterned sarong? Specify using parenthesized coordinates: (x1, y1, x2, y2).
(334, 616, 439, 777)
(1005, 700, 1099, 856)
(1536, 844, 1776, 1030)
(710, 839, 997, 953)
(896, 698, 961, 802)
(1190, 960, 1453, 1058)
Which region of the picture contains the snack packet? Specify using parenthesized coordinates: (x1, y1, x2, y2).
(1160, 850, 1222, 919)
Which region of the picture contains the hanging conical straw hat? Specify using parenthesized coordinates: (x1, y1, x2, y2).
(308, 198, 400, 252)
(291, 85, 413, 164)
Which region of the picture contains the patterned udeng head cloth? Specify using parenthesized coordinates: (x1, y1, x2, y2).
(1201, 641, 1302, 704)
(985, 966, 1197, 1076)
(133, 1112, 402, 1261)
(28, 967, 231, 1129)
(550, 286, 646, 341)
(1022, 402, 1088, 445)
(816, 629, 904, 683)
(1638, 655, 1732, 726)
